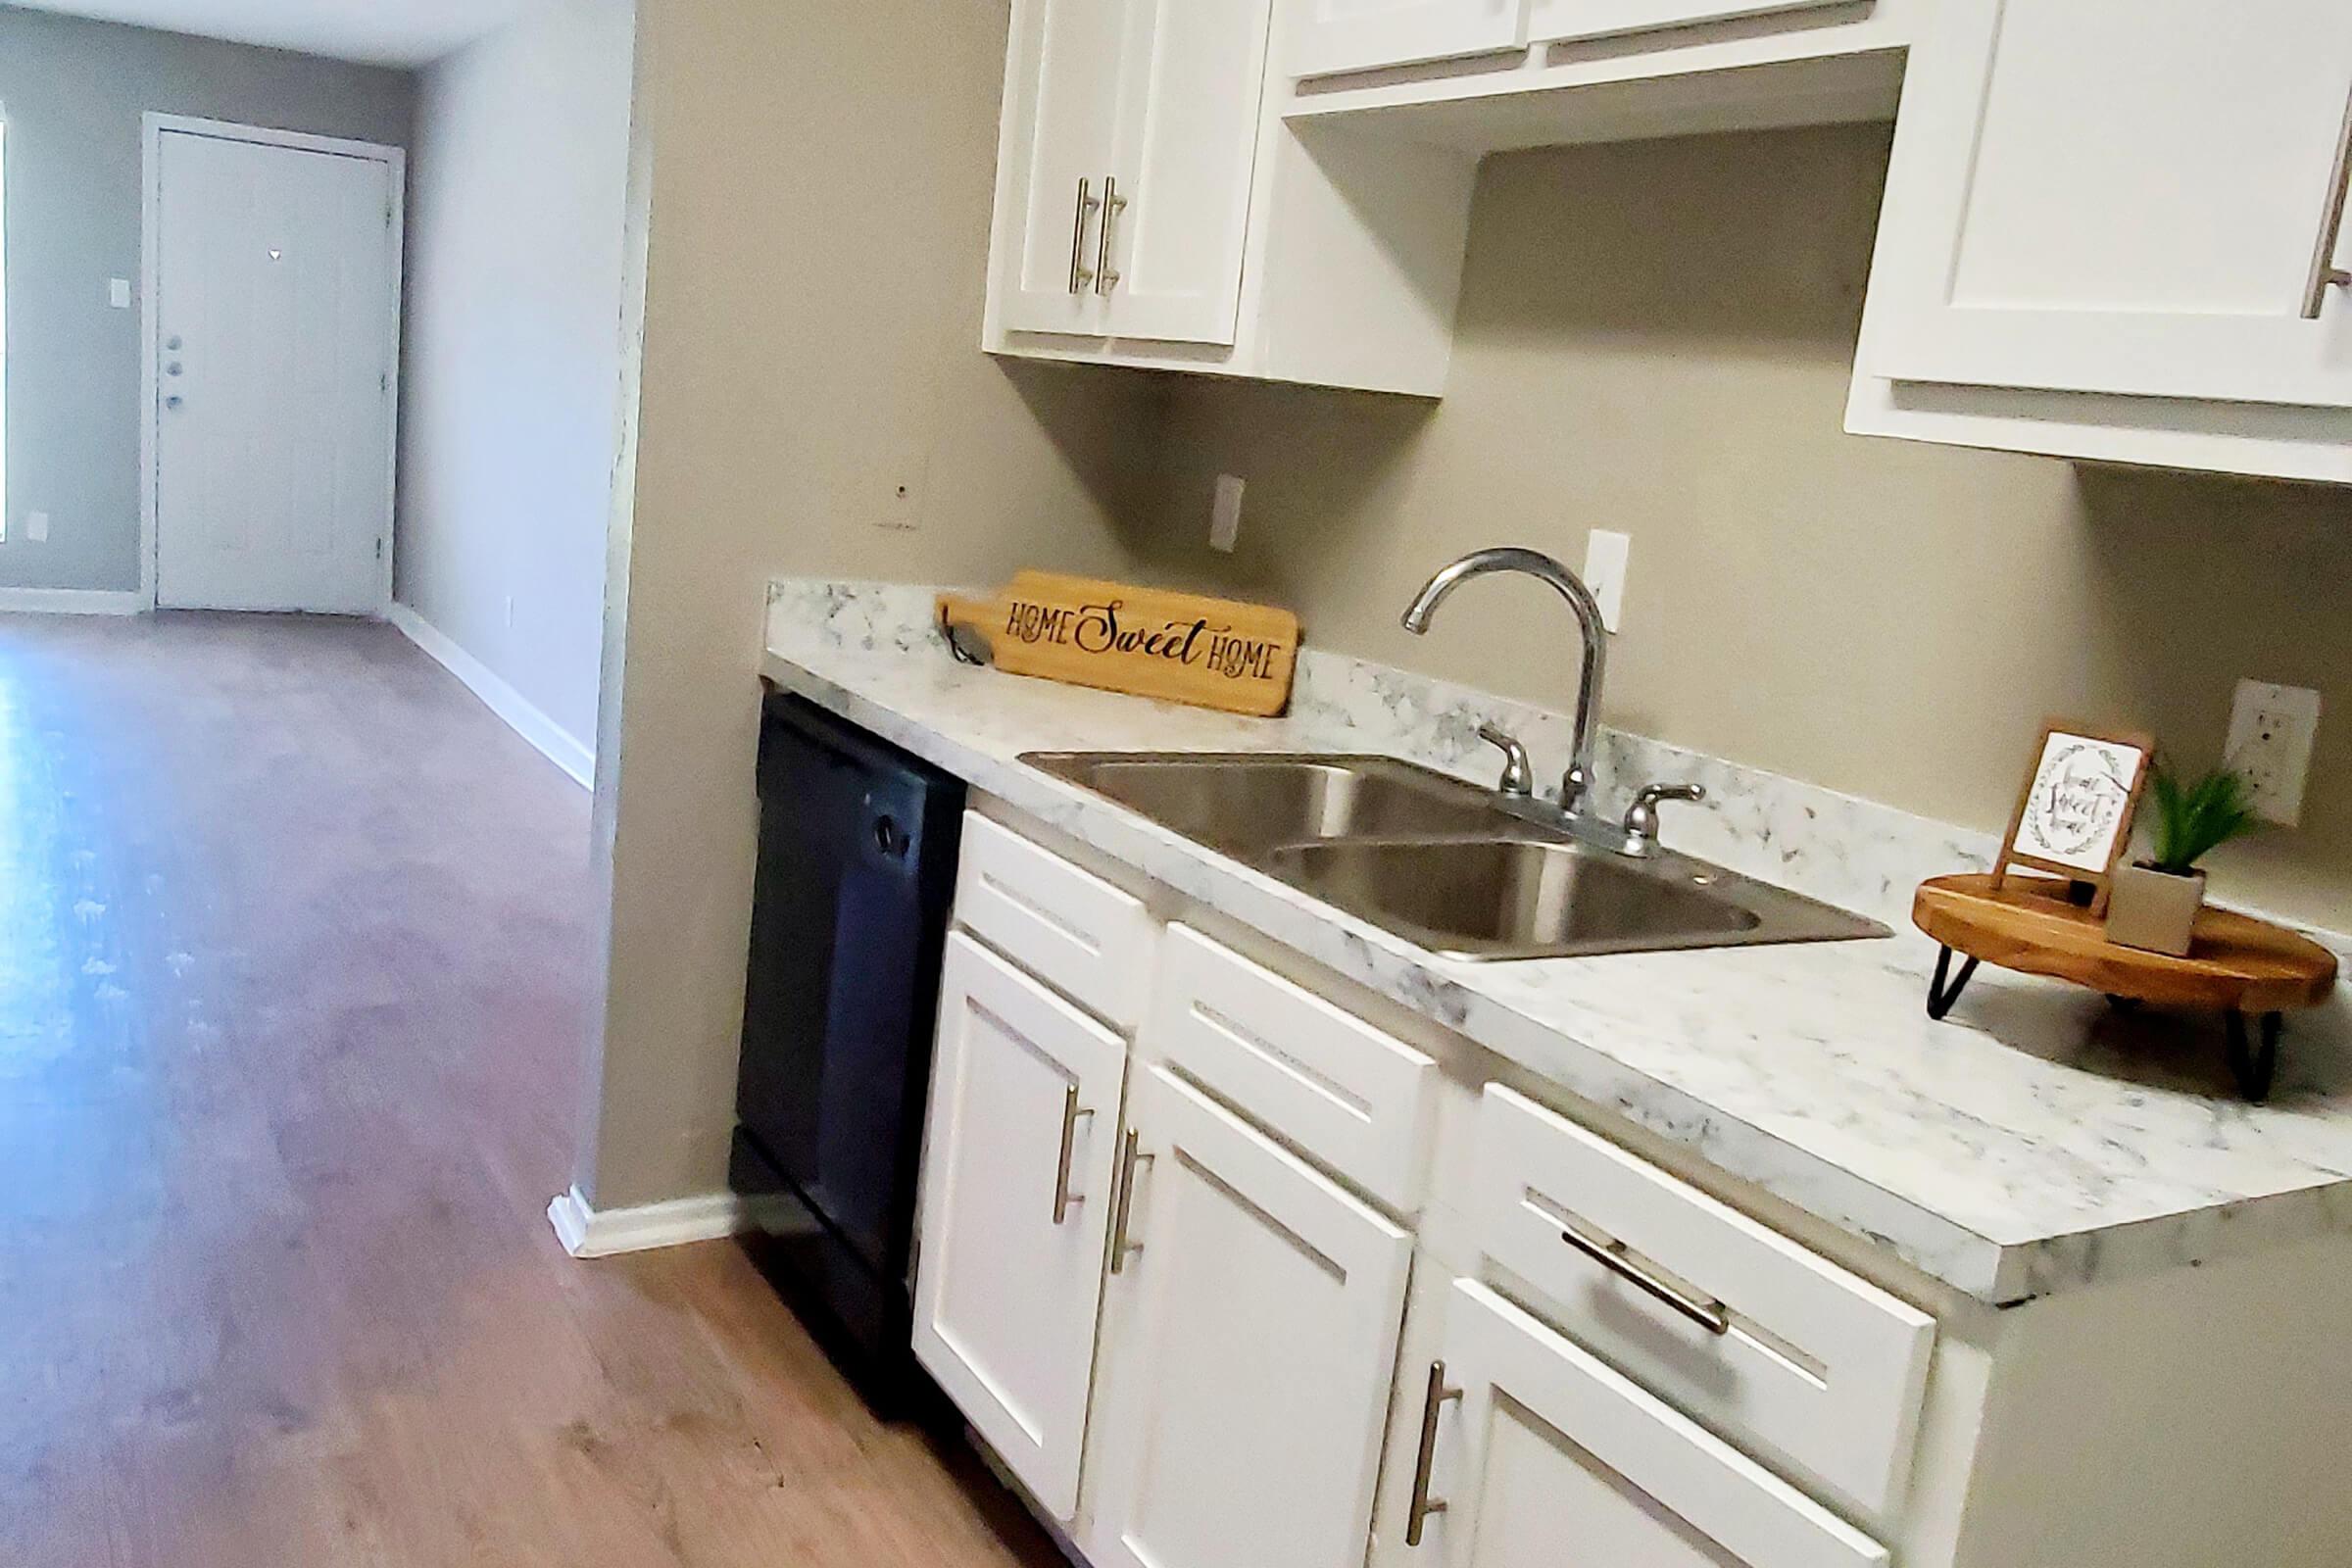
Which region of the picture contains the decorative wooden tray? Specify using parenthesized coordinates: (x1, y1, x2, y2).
(1912, 874, 2338, 1102)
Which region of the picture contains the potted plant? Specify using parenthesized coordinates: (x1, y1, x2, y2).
(2106, 764, 2262, 956)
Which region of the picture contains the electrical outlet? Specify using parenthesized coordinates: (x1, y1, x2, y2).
(27, 511, 50, 543)
(1210, 474, 1245, 554)
(2226, 679, 2322, 827)
(1583, 528, 1630, 633)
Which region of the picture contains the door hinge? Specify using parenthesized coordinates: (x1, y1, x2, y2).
(376, 538, 385, 562)
(380, 372, 391, 395)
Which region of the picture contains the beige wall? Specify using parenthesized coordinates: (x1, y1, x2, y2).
(1138, 125, 2352, 929)
(397, 0, 637, 753)
(576, 0, 1155, 1208)
(579, 80, 2352, 1209)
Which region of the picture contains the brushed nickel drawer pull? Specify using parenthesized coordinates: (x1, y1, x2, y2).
(1095, 176, 1128, 297)
(1405, 1360, 1463, 1546)
(1069, 176, 1101, 295)
(1052, 1082, 1093, 1226)
(1108, 1127, 1151, 1274)
(1560, 1226, 1732, 1337)
(2302, 81, 2352, 318)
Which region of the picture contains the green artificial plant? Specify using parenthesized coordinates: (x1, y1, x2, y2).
(2144, 763, 2263, 877)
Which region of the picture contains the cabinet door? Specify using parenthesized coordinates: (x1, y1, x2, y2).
(1866, 0, 2352, 408)
(1096, 0, 1276, 346)
(1524, 0, 1847, 47)
(911, 934, 1128, 1522)
(1082, 1065, 1412, 1568)
(1289, 0, 1529, 79)
(997, 0, 1129, 336)
(1411, 1282, 1886, 1568)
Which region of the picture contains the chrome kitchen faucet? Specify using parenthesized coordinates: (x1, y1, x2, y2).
(1401, 546, 1702, 857)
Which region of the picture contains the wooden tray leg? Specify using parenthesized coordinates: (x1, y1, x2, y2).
(1927, 947, 1982, 1021)
(2226, 1012, 2283, 1103)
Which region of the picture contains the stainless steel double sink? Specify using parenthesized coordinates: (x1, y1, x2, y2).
(1021, 752, 1886, 961)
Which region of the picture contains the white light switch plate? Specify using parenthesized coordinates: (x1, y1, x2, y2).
(1583, 528, 1630, 633)
(26, 511, 50, 543)
(1210, 474, 1245, 554)
(2226, 679, 2322, 827)
(109, 278, 132, 310)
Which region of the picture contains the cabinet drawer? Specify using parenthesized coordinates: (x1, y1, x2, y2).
(1145, 926, 1436, 1213)
(954, 813, 1155, 1029)
(1470, 1085, 1935, 1521)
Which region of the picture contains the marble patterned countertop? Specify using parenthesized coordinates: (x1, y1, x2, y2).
(762, 579, 2352, 1306)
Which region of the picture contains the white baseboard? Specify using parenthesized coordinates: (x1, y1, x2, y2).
(388, 602, 594, 788)
(0, 588, 146, 615)
(547, 1185, 747, 1258)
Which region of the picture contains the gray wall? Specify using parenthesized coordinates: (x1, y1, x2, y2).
(396, 0, 635, 754)
(0, 7, 414, 593)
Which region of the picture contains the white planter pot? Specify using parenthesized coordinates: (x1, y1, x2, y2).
(2106, 863, 2207, 957)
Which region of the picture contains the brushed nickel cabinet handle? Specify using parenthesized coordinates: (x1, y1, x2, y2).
(1559, 1225, 1731, 1337)
(2302, 82, 2352, 318)
(1052, 1082, 1093, 1226)
(1095, 176, 1128, 297)
(1068, 176, 1101, 295)
(1108, 1127, 1151, 1274)
(1404, 1360, 1463, 1547)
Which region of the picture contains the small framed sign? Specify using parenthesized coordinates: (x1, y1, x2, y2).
(1994, 719, 2155, 915)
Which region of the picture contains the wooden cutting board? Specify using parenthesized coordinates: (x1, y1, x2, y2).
(937, 571, 1300, 717)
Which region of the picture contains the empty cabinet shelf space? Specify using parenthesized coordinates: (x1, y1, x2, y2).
(982, 0, 2352, 479)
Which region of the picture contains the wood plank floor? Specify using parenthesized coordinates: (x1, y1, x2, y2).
(0, 612, 1059, 1568)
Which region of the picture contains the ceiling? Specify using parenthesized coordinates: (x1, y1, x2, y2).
(3, 0, 542, 66)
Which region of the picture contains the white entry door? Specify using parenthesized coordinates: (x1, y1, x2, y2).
(151, 122, 402, 613)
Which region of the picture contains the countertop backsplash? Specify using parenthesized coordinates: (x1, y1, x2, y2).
(764, 575, 2350, 962)
(768, 576, 2006, 931)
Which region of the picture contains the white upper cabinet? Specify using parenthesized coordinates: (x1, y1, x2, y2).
(1523, 0, 1852, 48)
(1288, 0, 1529, 79)
(991, 0, 1276, 350)
(1102, 0, 1279, 344)
(996, 0, 1128, 337)
(1864, 0, 2352, 410)
(985, 0, 1482, 393)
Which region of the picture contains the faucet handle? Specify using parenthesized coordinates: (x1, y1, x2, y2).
(1476, 723, 1536, 797)
(1622, 782, 1706, 857)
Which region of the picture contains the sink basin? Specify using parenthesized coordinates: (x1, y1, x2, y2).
(1263, 838, 1776, 959)
(1022, 752, 1533, 857)
(1021, 750, 1886, 960)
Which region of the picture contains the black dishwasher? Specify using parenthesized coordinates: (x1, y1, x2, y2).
(730, 690, 965, 1408)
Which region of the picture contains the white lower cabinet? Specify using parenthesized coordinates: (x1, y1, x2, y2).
(1407, 1280, 1889, 1568)
(911, 933, 1130, 1522)
(1082, 1062, 1413, 1568)
(911, 820, 1926, 1568)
